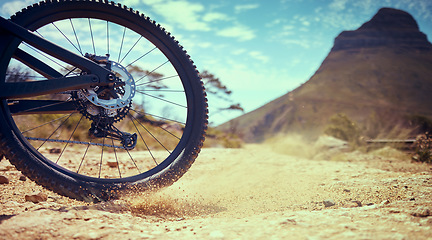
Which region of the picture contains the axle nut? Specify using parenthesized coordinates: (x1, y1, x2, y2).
(108, 74, 115, 81)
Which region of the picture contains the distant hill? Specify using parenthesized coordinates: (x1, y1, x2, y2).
(219, 8, 432, 143)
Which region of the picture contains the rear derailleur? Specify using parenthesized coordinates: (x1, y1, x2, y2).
(89, 123, 137, 150)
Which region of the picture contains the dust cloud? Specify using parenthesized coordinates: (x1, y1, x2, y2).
(2, 137, 432, 239)
(122, 136, 337, 219)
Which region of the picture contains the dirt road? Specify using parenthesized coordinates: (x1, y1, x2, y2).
(1, 139, 431, 239)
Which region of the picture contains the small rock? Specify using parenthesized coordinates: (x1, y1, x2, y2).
(411, 207, 432, 217)
(281, 219, 297, 225)
(25, 192, 48, 203)
(0, 175, 9, 184)
(389, 209, 401, 213)
(107, 159, 119, 168)
(19, 174, 26, 181)
(351, 200, 362, 207)
(344, 202, 356, 208)
(49, 148, 61, 154)
(323, 199, 336, 207)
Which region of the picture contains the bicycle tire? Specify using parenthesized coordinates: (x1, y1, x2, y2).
(0, 0, 208, 202)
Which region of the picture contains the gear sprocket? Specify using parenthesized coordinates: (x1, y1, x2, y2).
(72, 90, 131, 125)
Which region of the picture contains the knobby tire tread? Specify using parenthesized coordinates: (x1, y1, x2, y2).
(0, 0, 208, 202)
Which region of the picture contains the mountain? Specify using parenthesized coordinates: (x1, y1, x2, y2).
(219, 8, 432, 143)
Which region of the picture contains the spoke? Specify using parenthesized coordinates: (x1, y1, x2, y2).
(159, 125, 181, 140)
(137, 89, 185, 93)
(13, 48, 63, 79)
(56, 115, 84, 164)
(69, 19, 83, 55)
(21, 114, 69, 134)
(124, 47, 157, 69)
(77, 140, 91, 174)
(99, 137, 105, 178)
(129, 114, 171, 154)
(136, 90, 187, 108)
(129, 114, 158, 165)
(36, 112, 75, 150)
(64, 67, 78, 77)
(10, 99, 74, 115)
(117, 27, 126, 63)
(112, 138, 122, 178)
(88, 18, 96, 55)
(7, 12, 198, 183)
(130, 108, 185, 125)
(135, 60, 169, 84)
(22, 42, 77, 76)
(130, 109, 181, 142)
(51, 22, 81, 54)
(106, 21, 110, 56)
(125, 148, 141, 174)
(119, 35, 142, 64)
(135, 75, 179, 88)
(76, 116, 102, 174)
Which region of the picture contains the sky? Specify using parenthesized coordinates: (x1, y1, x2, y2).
(1, 0, 432, 125)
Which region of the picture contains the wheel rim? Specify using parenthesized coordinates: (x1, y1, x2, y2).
(2, 4, 200, 182)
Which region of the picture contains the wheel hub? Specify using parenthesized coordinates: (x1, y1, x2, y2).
(74, 54, 136, 123)
(81, 54, 135, 110)
(72, 54, 138, 149)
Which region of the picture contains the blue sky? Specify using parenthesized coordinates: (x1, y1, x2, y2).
(1, 0, 432, 125)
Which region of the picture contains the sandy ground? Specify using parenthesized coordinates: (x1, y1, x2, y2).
(1, 139, 432, 239)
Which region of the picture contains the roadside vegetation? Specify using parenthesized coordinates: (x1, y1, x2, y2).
(323, 112, 432, 163)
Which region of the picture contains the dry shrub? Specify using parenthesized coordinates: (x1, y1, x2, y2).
(325, 114, 359, 140)
(413, 132, 432, 163)
(203, 127, 243, 148)
(324, 113, 362, 148)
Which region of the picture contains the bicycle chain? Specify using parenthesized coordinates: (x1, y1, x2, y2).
(26, 137, 125, 149)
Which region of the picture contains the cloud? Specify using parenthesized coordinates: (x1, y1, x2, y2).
(249, 51, 269, 63)
(141, 0, 233, 33)
(313, 2, 363, 30)
(203, 12, 229, 22)
(141, 0, 164, 5)
(293, 15, 311, 28)
(404, 0, 432, 21)
(0, 0, 34, 17)
(329, 0, 349, 11)
(121, 0, 141, 7)
(281, 39, 311, 49)
(217, 24, 256, 41)
(266, 18, 283, 28)
(142, 0, 211, 31)
(234, 4, 259, 13)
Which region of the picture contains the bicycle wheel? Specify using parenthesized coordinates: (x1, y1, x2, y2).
(0, 0, 208, 202)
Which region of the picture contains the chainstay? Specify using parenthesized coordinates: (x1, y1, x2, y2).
(25, 137, 125, 149)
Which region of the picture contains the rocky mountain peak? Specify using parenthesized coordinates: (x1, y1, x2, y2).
(220, 7, 432, 143)
(332, 8, 432, 51)
(358, 8, 419, 31)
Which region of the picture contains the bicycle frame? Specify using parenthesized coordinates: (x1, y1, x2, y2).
(0, 16, 118, 113)
(0, 0, 208, 202)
